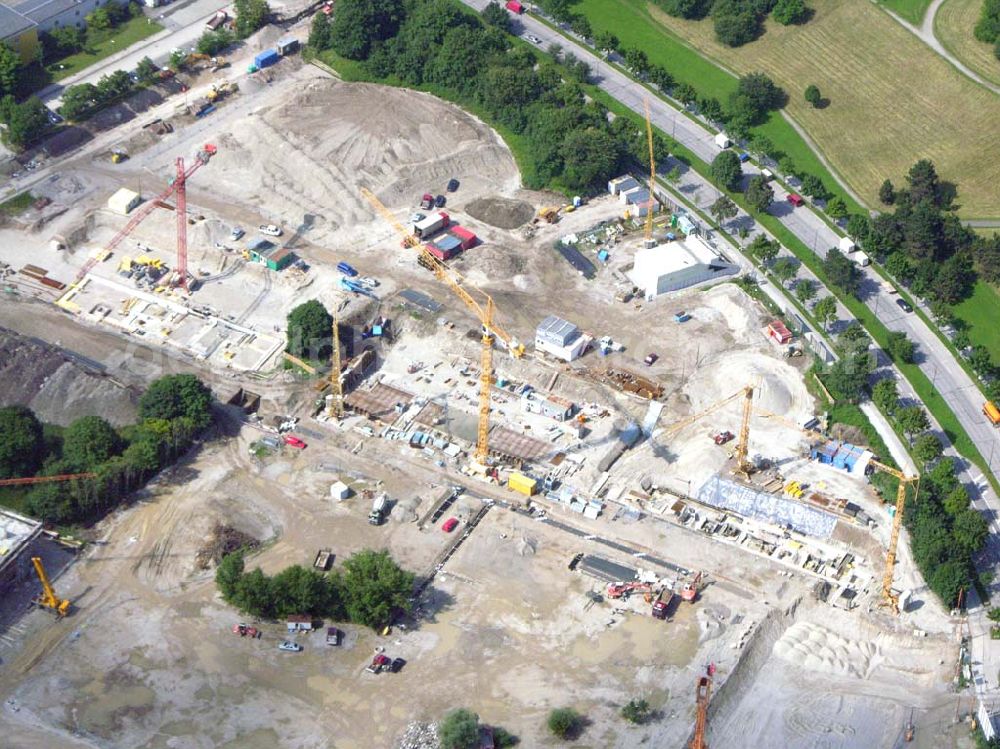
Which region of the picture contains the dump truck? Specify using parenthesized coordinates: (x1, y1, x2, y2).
(651, 589, 675, 620)
(368, 494, 387, 525)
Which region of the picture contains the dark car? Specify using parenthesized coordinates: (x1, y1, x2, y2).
(435, 194, 446, 208)
(390, 657, 407, 673)
(447, 178, 460, 192)
(896, 298, 914, 313)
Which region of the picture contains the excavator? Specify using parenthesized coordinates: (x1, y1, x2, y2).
(31, 557, 71, 617)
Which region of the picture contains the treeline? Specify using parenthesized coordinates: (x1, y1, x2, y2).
(216, 548, 415, 629)
(310, 0, 669, 192)
(0, 374, 214, 524)
(975, 0, 1000, 60)
(655, 0, 810, 46)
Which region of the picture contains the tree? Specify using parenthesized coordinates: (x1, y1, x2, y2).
(168, 48, 187, 71)
(826, 196, 847, 220)
(800, 174, 826, 200)
(330, 0, 402, 59)
(660, 0, 713, 19)
(879, 179, 896, 205)
(713, 0, 761, 47)
(674, 82, 697, 105)
(594, 31, 619, 53)
(846, 214, 871, 244)
(623, 48, 650, 76)
(216, 551, 246, 600)
(666, 165, 682, 185)
(804, 83, 821, 108)
(934, 254, 975, 304)
(711, 150, 743, 191)
(913, 433, 943, 464)
(234, 0, 271, 39)
(139, 374, 214, 430)
(621, 698, 651, 724)
(0, 45, 19, 98)
(481, 2, 512, 32)
(822, 248, 860, 295)
(0, 406, 45, 479)
(570, 14, 592, 39)
(907, 159, 943, 208)
(778, 155, 796, 178)
(440, 709, 480, 749)
(744, 175, 773, 213)
(749, 235, 779, 264)
(897, 405, 930, 441)
(795, 278, 817, 304)
(63, 415, 123, 470)
(773, 0, 809, 24)
(86, 6, 112, 30)
(954, 510, 989, 553)
(649, 64, 675, 92)
(197, 28, 235, 56)
(547, 708, 582, 739)
(976, 0, 1000, 42)
(338, 549, 415, 629)
(872, 377, 899, 415)
(944, 485, 970, 516)
(771, 256, 799, 286)
(886, 330, 915, 363)
(969, 345, 995, 377)
(813, 296, 837, 331)
(825, 354, 871, 401)
(287, 299, 333, 360)
(733, 71, 785, 115)
(0, 97, 51, 149)
(135, 56, 158, 84)
(699, 96, 725, 122)
(710, 195, 738, 225)
(560, 127, 621, 191)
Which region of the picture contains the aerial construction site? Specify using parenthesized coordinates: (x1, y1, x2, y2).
(0, 15, 974, 749)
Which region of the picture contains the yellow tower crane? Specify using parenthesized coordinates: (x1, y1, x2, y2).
(328, 314, 344, 419)
(661, 384, 755, 478)
(31, 557, 70, 617)
(643, 97, 657, 248)
(360, 187, 524, 466)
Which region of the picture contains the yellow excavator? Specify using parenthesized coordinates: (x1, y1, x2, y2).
(31, 557, 71, 617)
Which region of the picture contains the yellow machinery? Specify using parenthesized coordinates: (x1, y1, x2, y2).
(31, 557, 70, 617)
(869, 459, 919, 614)
(662, 384, 755, 478)
(360, 187, 524, 465)
(328, 314, 344, 419)
(643, 98, 656, 247)
(282, 351, 318, 375)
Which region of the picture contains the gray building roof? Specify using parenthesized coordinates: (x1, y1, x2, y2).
(12, 0, 82, 24)
(0, 5, 35, 37)
(536, 315, 580, 347)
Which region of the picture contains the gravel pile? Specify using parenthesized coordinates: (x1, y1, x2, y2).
(395, 722, 440, 749)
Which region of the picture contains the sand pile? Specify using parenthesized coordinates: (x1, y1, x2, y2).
(208, 79, 519, 247)
(697, 284, 764, 345)
(773, 621, 877, 678)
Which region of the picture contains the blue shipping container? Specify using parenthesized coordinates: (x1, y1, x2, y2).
(254, 50, 279, 69)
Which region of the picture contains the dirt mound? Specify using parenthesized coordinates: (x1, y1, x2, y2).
(207, 78, 519, 246)
(195, 523, 260, 569)
(0, 327, 138, 426)
(465, 196, 535, 229)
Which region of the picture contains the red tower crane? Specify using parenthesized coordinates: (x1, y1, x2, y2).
(73, 144, 218, 291)
(690, 675, 712, 749)
(0, 473, 96, 488)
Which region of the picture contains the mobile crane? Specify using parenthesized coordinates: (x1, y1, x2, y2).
(31, 557, 70, 617)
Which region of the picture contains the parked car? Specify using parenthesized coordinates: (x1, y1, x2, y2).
(47, 110, 63, 124)
(326, 627, 342, 646)
(526, 34, 542, 43)
(278, 641, 302, 652)
(442, 517, 459, 533)
(337, 261, 358, 277)
(643, 352, 658, 366)
(365, 653, 391, 673)
(896, 298, 914, 313)
(434, 194, 446, 208)
(787, 193, 804, 208)
(259, 224, 282, 236)
(447, 178, 460, 192)
(389, 657, 407, 673)
(358, 276, 379, 288)
(713, 431, 735, 445)
(409, 212, 425, 224)
(283, 435, 307, 449)
(230, 226, 245, 241)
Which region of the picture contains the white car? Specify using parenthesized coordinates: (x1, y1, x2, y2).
(229, 227, 245, 241)
(258, 224, 282, 237)
(526, 34, 542, 44)
(278, 641, 302, 652)
(409, 212, 425, 224)
(358, 276, 379, 289)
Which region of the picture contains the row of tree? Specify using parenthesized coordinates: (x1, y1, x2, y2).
(0, 374, 214, 524)
(656, 0, 810, 47)
(215, 548, 415, 630)
(311, 0, 670, 192)
(975, 0, 1000, 59)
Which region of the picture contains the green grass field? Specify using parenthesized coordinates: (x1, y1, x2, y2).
(592, 0, 1000, 218)
(574, 0, 865, 216)
(953, 280, 1000, 364)
(0, 191, 34, 215)
(878, 0, 932, 24)
(47, 16, 163, 82)
(935, 0, 1000, 87)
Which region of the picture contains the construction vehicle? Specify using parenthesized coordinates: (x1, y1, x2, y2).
(361, 187, 524, 467)
(690, 674, 711, 749)
(712, 430, 734, 445)
(419, 193, 434, 210)
(607, 581, 653, 600)
(368, 494, 388, 525)
(651, 588, 675, 619)
(232, 622, 260, 638)
(537, 206, 559, 224)
(31, 557, 70, 617)
(680, 572, 703, 603)
(111, 148, 128, 164)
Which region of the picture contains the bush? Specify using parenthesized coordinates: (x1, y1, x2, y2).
(286, 299, 333, 360)
(621, 698, 651, 724)
(711, 150, 743, 191)
(339, 549, 415, 629)
(773, 0, 809, 24)
(139, 374, 213, 430)
(440, 709, 480, 749)
(0, 406, 45, 479)
(62, 415, 123, 470)
(197, 28, 235, 56)
(547, 707, 582, 739)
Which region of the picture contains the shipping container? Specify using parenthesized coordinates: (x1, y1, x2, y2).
(430, 234, 462, 260)
(448, 225, 477, 250)
(276, 37, 299, 56)
(413, 211, 449, 238)
(508, 473, 537, 496)
(254, 50, 279, 69)
(425, 244, 454, 262)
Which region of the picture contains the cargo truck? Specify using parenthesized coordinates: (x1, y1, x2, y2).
(369, 494, 388, 525)
(413, 211, 449, 238)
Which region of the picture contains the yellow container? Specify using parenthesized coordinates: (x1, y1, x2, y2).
(508, 473, 537, 496)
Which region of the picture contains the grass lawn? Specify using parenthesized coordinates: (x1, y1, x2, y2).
(593, 0, 1000, 218)
(935, 0, 1000, 87)
(877, 0, 933, 24)
(574, 0, 864, 216)
(0, 191, 35, 216)
(46, 15, 163, 82)
(953, 280, 1000, 364)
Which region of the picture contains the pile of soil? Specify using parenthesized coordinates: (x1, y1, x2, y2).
(465, 196, 535, 229)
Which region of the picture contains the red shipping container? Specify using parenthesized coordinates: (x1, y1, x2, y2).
(449, 225, 478, 250)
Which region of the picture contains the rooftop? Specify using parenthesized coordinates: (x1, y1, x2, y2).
(536, 315, 579, 342)
(0, 5, 34, 37)
(11, 0, 83, 24)
(0, 508, 43, 575)
(633, 235, 725, 277)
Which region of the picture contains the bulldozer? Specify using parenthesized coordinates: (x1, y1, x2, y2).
(31, 557, 70, 617)
(111, 148, 129, 164)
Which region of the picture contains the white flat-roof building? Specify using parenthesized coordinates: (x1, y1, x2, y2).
(629, 235, 739, 298)
(107, 187, 142, 216)
(0, 508, 43, 592)
(535, 315, 590, 362)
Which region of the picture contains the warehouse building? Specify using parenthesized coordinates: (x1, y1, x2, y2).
(630, 235, 739, 298)
(535, 315, 589, 362)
